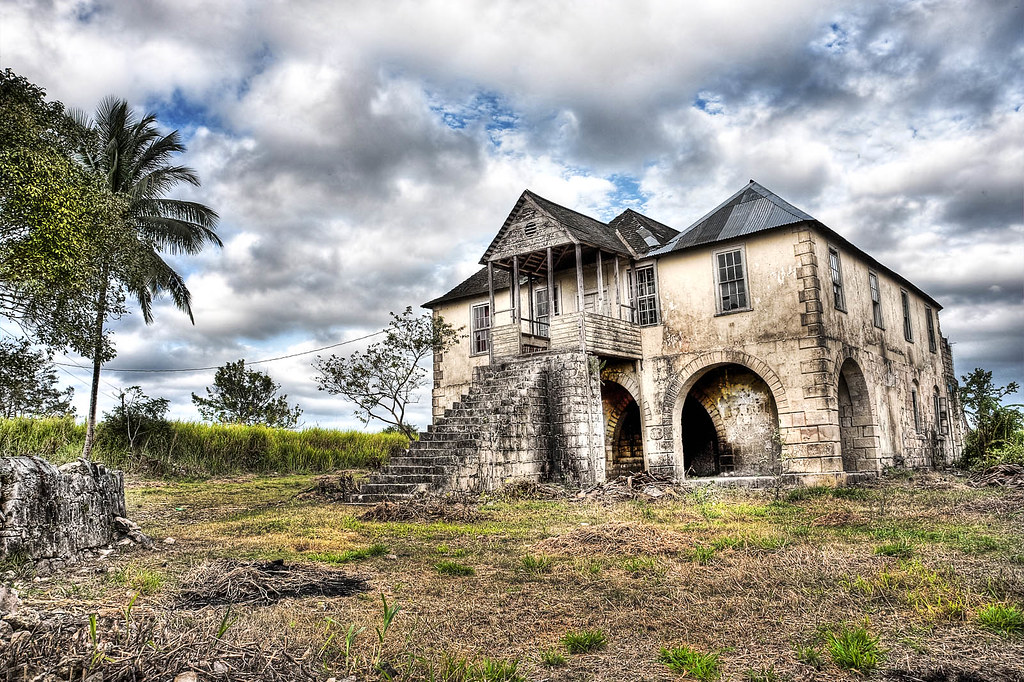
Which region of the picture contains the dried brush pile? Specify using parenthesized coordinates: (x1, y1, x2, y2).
(294, 472, 359, 501)
(1, 610, 320, 681)
(969, 463, 1024, 488)
(176, 559, 366, 607)
(532, 521, 691, 557)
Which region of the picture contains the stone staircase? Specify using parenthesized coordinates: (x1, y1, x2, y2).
(346, 358, 552, 504)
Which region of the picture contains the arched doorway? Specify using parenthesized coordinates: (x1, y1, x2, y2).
(838, 358, 876, 472)
(601, 381, 644, 477)
(680, 364, 779, 476)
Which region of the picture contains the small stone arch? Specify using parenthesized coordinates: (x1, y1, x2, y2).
(601, 365, 652, 424)
(601, 378, 645, 477)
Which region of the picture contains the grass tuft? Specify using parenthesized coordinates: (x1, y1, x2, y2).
(307, 544, 388, 564)
(976, 603, 1024, 636)
(689, 545, 716, 565)
(658, 645, 720, 680)
(561, 628, 607, 654)
(519, 554, 553, 574)
(875, 538, 914, 558)
(109, 564, 165, 595)
(744, 665, 781, 682)
(434, 560, 475, 577)
(825, 622, 883, 674)
(794, 642, 825, 669)
(539, 649, 566, 667)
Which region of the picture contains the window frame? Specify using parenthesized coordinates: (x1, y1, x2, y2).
(629, 263, 661, 326)
(868, 271, 884, 329)
(470, 302, 491, 356)
(712, 245, 751, 315)
(828, 246, 846, 312)
(532, 284, 561, 337)
(911, 387, 921, 432)
(901, 289, 914, 342)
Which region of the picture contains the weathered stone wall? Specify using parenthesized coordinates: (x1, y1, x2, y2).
(0, 457, 126, 561)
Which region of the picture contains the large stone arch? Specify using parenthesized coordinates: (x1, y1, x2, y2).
(665, 351, 787, 477)
(836, 356, 879, 472)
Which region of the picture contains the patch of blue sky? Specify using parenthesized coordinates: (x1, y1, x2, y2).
(73, 1, 101, 24)
(608, 174, 646, 211)
(693, 91, 724, 115)
(428, 90, 519, 146)
(147, 88, 220, 133)
(811, 19, 852, 56)
(235, 43, 275, 100)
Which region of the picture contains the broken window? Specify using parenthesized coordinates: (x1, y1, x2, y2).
(631, 265, 660, 326)
(926, 307, 937, 353)
(533, 285, 560, 337)
(829, 247, 846, 311)
(714, 247, 749, 313)
(869, 271, 884, 328)
(471, 303, 490, 355)
(939, 395, 949, 435)
(933, 389, 941, 434)
(901, 290, 913, 342)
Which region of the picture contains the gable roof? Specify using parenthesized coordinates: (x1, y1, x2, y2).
(422, 266, 511, 309)
(609, 208, 680, 255)
(480, 190, 633, 264)
(651, 181, 814, 255)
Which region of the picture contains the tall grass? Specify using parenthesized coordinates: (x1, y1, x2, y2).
(0, 416, 406, 478)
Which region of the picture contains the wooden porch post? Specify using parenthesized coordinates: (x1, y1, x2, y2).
(596, 250, 605, 316)
(546, 247, 555, 334)
(527, 274, 535, 335)
(487, 261, 496, 362)
(574, 244, 585, 314)
(613, 256, 621, 320)
(512, 254, 520, 324)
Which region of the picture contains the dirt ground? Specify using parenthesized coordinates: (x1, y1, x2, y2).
(2, 471, 1022, 681)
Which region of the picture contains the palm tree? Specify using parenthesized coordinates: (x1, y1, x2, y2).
(76, 97, 221, 458)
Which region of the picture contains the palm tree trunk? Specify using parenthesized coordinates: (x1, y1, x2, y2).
(82, 277, 108, 460)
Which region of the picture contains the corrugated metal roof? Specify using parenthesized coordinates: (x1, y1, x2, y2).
(652, 181, 814, 255)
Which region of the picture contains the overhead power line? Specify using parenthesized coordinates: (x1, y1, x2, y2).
(52, 329, 387, 374)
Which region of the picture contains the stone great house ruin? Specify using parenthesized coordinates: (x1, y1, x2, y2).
(351, 182, 964, 502)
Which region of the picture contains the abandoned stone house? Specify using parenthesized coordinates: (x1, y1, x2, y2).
(351, 181, 964, 501)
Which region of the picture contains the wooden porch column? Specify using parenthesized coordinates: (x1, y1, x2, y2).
(546, 247, 555, 332)
(574, 243, 585, 314)
(487, 260, 496, 362)
(613, 256, 621, 320)
(511, 254, 520, 324)
(527, 273, 535, 335)
(596, 250, 605, 316)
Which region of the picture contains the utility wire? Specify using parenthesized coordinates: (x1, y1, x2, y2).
(52, 329, 387, 374)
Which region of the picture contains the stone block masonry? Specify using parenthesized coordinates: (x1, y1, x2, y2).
(348, 351, 603, 503)
(0, 457, 126, 563)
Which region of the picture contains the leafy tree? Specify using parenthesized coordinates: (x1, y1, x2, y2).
(100, 385, 170, 451)
(74, 97, 221, 457)
(0, 69, 116, 353)
(959, 368, 1024, 467)
(0, 336, 74, 418)
(313, 308, 459, 439)
(192, 359, 302, 428)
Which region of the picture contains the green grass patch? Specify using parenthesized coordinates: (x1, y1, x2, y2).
(825, 622, 883, 674)
(621, 555, 664, 575)
(539, 649, 566, 667)
(658, 645, 721, 680)
(875, 538, 914, 558)
(689, 545, 716, 565)
(434, 560, 475, 576)
(976, 603, 1024, 636)
(794, 642, 825, 669)
(561, 628, 607, 654)
(744, 666, 781, 682)
(519, 554, 553, 574)
(109, 564, 165, 595)
(436, 654, 523, 681)
(307, 544, 388, 564)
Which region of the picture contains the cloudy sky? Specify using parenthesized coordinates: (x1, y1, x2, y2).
(2, 0, 1022, 430)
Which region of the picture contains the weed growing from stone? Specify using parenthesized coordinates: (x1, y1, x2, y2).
(976, 603, 1024, 636)
(657, 645, 720, 680)
(561, 628, 607, 654)
(434, 559, 475, 576)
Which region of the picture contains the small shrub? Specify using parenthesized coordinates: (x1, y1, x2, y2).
(307, 544, 388, 564)
(562, 628, 607, 654)
(539, 649, 566, 667)
(825, 623, 883, 674)
(519, 554, 553, 574)
(976, 603, 1024, 636)
(794, 643, 825, 669)
(875, 538, 914, 558)
(435, 560, 475, 576)
(658, 645, 720, 680)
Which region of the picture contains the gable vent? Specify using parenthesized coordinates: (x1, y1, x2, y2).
(523, 221, 539, 237)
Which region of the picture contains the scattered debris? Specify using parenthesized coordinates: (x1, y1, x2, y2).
(114, 516, 154, 548)
(358, 496, 481, 523)
(968, 464, 1024, 489)
(295, 473, 360, 501)
(532, 521, 691, 557)
(576, 472, 682, 502)
(175, 559, 367, 607)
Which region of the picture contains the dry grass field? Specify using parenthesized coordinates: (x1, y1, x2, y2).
(4, 471, 1023, 681)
